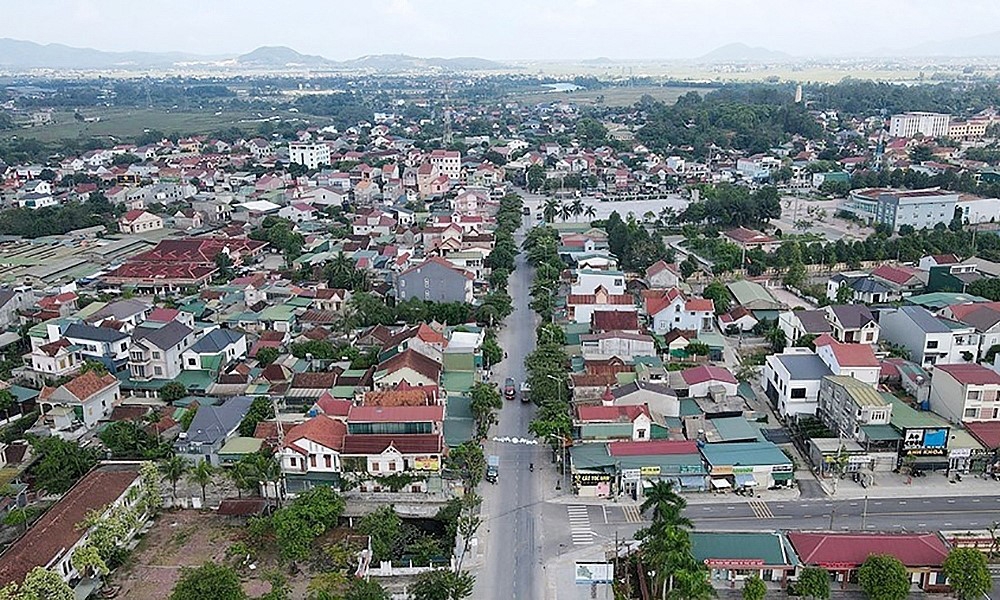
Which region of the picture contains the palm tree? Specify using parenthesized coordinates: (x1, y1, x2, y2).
(160, 455, 188, 499)
(640, 481, 689, 524)
(570, 199, 584, 222)
(558, 204, 572, 222)
(187, 460, 216, 504)
(543, 198, 559, 223)
(584, 206, 596, 222)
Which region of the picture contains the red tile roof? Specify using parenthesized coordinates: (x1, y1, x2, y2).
(36, 338, 73, 357)
(341, 433, 442, 455)
(61, 371, 118, 402)
(787, 532, 949, 568)
(685, 298, 715, 312)
(0, 464, 141, 586)
(377, 349, 441, 382)
(871, 264, 919, 286)
(934, 363, 1000, 386)
(965, 421, 1000, 450)
(284, 416, 347, 454)
(681, 365, 737, 386)
(362, 389, 430, 408)
(814, 335, 879, 368)
(608, 440, 698, 457)
(643, 288, 683, 316)
(348, 405, 443, 423)
(146, 307, 180, 322)
(315, 393, 352, 417)
(577, 405, 649, 423)
(591, 311, 639, 331)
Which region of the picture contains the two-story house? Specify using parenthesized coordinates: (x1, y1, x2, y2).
(181, 328, 247, 374)
(824, 305, 880, 345)
(568, 286, 637, 325)
(879, 305, 979, 367)
(395, 257, 475, 304)
(57, 322, 131, 371)
(26, 339, 83, 383)
(38, 371, 121, 439)
(929, 363, 1000, 423)
(575, 405, 653, 443)
(279, 415, 347, 496)
(342, 405, 444, 493)
(174, 396, 254, 465)
(645, 289, 714, 334)
(128, 320, 198, 381)
(580, 332, 656, 361)
(818, 375, 893, 441)
(373, 349, 441, 389)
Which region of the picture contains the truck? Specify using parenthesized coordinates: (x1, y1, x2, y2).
(520, 381, 531, 403)
(504, 377, 516, 401)
(486, 455, 499, 484)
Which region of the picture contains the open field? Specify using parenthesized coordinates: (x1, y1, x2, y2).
(509, 85, 706, 106)
(9, 107, 327, 143)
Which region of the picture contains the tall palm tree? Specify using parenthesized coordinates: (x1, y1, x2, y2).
(640, 480, 687, 522)
(570, 199, 584, 222)
(543, 198, 559, 223)
(187, 460, 216, 504)
(584, 206, 596, 222)
(160, 455, 188, 499)
(558, 204, 572, 222)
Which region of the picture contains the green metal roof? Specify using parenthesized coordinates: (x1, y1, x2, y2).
(174, 370, 215, 392)
(710, 416, 758, 441)
(906, 292, 988, 310)
(443, 352, 475, 372)
(285, 297, 314, 308)
(700, 441, 791, 468)
(445, 395, 474, 420)
(616, 372, 637, 385)
(219, 436, 265, 455)
(691, 532, 798, 567)
(199, 354, 223, 372)
(727, 279, 777, 306)
(886, 395, 950, 430)
(444, 418, 475, 448)
(697, 330, 726, 349)
(257, 305, 298, 322)
(579, 423, 633, 440)
(860, 424, 902, 441)
(679, 399, 702, 417)
(441, 371, 474, 393)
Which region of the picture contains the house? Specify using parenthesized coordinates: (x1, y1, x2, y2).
(395, 257, 474, 304)
(680, 365, 738, 399)
(374, 349, 441, 389)
(0, 288, 30, 330)
(85, 299, 152, 332)
(575, 405, 653, 442)
(580, 332, 655, 361)
(570, 439, 707, 498)
(690, 532, 799, 586)
(591, 311, 640, 334)
(341, 431, 444, 492)
(38, 371, 121, 438)
(118, 210, 163, 235)
(181, 328, 248, 374)
(813, 335, 880, 386)
(824, 305, 880, 344)
(787, 532, 950, 591)
(939, 301, 1000, 360)
(56, 322, 131, 370)
(568, 286, 636, 325)
(723, 227, 780, 253)
(611, 381, 680, 418)
(645, 289, 713, 334)
(571, 270, 626, 296)
(279, 415, 347, 496)
(929, 363, 1000, 423)
(0, 464, 148, 593)
(762, 348, 832, 417)
(818, 375, 894, 441)
(278, 202, 317, 223)
(870, 264, 925, 298)
(700, 441, 794, 489)
(174, 396, 254, 465)
(878, 305, 979, 367)
(128, 320, 198, 381)
(645, 260, 680, 289)
(718, 306, 758, 333)
(27, 339, 83, 382)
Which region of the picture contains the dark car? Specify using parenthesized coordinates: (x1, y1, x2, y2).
(504, 377, 516, 400)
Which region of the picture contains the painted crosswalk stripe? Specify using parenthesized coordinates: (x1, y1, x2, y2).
(748, 500, 774, 519)
(622, 505, 642, 523)
(568, 506, 593, 545)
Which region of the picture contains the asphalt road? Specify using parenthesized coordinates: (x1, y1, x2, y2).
(473, 217, 548, 600)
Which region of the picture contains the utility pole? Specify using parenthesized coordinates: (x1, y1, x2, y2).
(829, 507, 836, 531)
(861, 495, 869, 530)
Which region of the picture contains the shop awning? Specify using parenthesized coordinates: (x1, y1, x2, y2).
(642, 479, 654, 489)
(735, 474, 757, 487)
(679, 475, 706, 488)
(710, 478, 731, 489)
(771, 472, 794, 481)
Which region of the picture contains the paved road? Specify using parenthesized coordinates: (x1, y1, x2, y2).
(473, 217, 548, 600)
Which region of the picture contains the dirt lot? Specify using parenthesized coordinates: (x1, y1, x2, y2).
(111, 509, 297, 599)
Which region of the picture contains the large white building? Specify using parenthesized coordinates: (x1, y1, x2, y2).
(429, 149, 461, 180)
(289, 142, 331, 170)
(888, 112, 951, 139)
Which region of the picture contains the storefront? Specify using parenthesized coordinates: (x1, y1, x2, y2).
(692, 532, 799, 587)
(700, 441, 795, 490)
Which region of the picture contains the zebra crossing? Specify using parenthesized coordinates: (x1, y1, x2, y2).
(567, 505, 594, 545)
(622, 505, 643, 523)
(748, 499, 775, 519)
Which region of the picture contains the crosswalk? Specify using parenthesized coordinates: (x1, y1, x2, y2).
(622, 505, 643, 523)
(748, 499, 775, 519)
(567, 505, 594, 545)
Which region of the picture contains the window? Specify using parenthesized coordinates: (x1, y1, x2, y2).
(371, 462, 380, 472)
(965, 407, 978, 418)
(152, 351, 161, 359)
(154, 366, 162, 376)
(188, 358, 197, 366)
(389, 462, 397, 472)
(636, 429, 646, 439)
(325, 455, 332, 468)
(926, 340, 939, 349)
(968, 390, 983, 401)
(289, 457, 297, 467)
(310, 455, 317, 467)
(790, 388, 806, 399)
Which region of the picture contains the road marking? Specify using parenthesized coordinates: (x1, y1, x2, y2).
(748, 500, 775, 519)
(602, 505, 608, 524)
(567, 506, 593, 546)
(973, 499, 981, 503)
(622, 505, 642, 523)
(899, 501, 907, 505)
(947, 499, 955, 504)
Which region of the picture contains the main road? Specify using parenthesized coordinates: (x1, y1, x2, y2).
(473, 215, 548, 600)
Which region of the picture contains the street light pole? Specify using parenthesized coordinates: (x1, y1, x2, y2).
(861, 495, 869, 530)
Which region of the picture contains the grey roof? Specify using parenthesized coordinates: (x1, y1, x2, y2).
(0, 289, 17, 309)
(899, 305, 951, 333)
(85, 299, 151, 323)
(796, 310, 832, 335)
(850, 277, 892, 294)
(132, 320, 194, 350)
(774, 354, 832, 380)
(611, 380, 674, 399)
(829, 304, 875, 329)
(188, 328, 244, 353)
(179, 396, 253, 445)
(955, 306, 1000, 332)
(64, 322, 129, 343)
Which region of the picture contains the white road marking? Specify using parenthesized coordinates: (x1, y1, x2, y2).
(567, 506, 593, 546)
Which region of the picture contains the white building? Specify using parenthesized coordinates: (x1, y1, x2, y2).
(879, 306, 979, 368)
(571, 270, 626, 296)
(429, 149, 461, 180)
(762, 348, 832, 418)
(289, 142, 331, 170)
(929, 363, 1000, 423)
(888, 112, 951, 138)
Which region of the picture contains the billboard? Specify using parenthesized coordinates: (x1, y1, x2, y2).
(902, 427, 949, 456)
(575, 562, 614, 584)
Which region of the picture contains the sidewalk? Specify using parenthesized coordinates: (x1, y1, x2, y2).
(543, 543, 615, 600)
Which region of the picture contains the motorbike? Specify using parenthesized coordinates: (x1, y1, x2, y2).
(529, 463, 534, 472)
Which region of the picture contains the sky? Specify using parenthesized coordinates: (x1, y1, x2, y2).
(4, 0, 1000, 60)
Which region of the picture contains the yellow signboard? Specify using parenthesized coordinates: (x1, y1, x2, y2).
(413, 457, 440, 471)
(640, 466, 661, 476)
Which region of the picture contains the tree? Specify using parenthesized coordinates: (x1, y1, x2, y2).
(795, 567, 830, 600)
(187, 460, 216, 503)
(680, 256, 700, 280)
(526, 164, 545, 191)
(170, 562, 247, 600)
(701, 281, 731, 314)
(161, 455, 189, 499)
(30, 437, 98, 494)
(765, 326, 786, 353)
(481, 335, 503, 369)
(238, 397, 274, 437)
(742, 575, 766, 600)
(99, 420, 170, 459)
(640, 481, 688, 524)
(358, 505, 403, 563)
(343, 578, 390, 600)
(835, 284, 853, 304)
(858, 554, 910, 600)
(470, 382, 503, 440)
(446, 441, 486, 488)
(256, 346, 279, 366)
(0, 567, 75, 600)
(943, 548, 991, 600)
(409, 569, 475, 600)
(160, 381, 188, 402)
(272, 486, 345, 562)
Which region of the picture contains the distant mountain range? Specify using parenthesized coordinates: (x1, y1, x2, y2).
(894, 30, 1000, 57)
(0, 38, 505, 72)
(696, 43, 794, 63)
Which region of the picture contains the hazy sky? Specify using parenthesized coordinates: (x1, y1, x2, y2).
(4, 0, 1000, 60)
